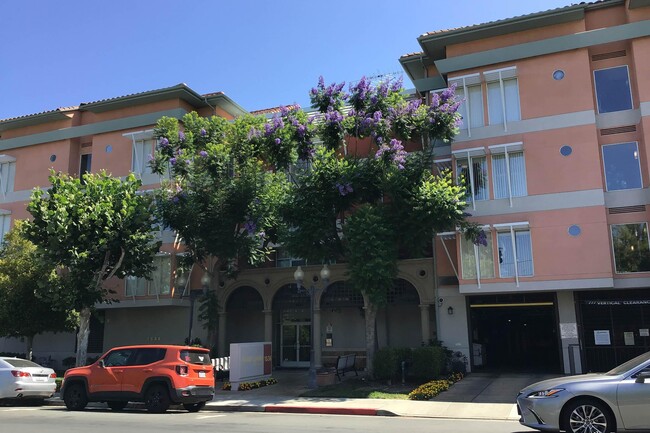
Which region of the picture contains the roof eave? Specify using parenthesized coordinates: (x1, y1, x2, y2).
(205, 93, 248, 117)
(79, 84, 207, 113)
(0, 110, 74, 133)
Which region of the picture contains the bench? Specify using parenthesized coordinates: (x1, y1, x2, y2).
(335, 354, 357, 380)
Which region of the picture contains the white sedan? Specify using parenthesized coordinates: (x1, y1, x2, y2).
(0, 357, 57, 402)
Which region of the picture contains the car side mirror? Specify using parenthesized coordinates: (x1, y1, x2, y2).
(635, 372, 650, 383)
(99, 359, 106, 368)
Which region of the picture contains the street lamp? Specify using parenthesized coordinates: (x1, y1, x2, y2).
(294, 264, 330, 389)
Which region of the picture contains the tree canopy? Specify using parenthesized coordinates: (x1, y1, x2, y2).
(23, 171, 161, 365)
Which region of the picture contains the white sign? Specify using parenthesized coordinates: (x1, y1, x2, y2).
(641, 329, 649, 337)
(594, 330, 611, 346)
(624, 332, 635, 346)
(560, 323, 578, 339)
(229, 342, 272, 391)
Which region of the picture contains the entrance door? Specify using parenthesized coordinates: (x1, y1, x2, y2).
(280, 322, 311, 367)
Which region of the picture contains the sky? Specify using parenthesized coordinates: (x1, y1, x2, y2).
(0, 0, 575, 120)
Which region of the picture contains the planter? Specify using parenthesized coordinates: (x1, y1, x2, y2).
(316, 370, 337, 386)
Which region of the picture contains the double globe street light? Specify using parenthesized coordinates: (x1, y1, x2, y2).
(293, 264, 330, 389)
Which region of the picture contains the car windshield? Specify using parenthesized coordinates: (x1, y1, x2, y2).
(606, 351, 650, 375)
(3, 358, 42, 368)
(179, 350, 211, 365)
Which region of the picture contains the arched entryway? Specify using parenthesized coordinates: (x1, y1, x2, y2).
(225, 286, 264, 349)
(272, 284, 311, 367)
(376, 279, 422, 348)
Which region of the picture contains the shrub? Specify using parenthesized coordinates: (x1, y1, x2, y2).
(62, 357, 76, 369)
(410, 346, 446, 381)
(373, 348, 398, 380)
(393, 347, 413, 377)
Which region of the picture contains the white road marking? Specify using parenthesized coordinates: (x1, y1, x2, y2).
(195, 414, 227, 419)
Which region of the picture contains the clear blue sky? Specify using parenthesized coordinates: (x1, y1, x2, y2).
(0, 0, 574, 120)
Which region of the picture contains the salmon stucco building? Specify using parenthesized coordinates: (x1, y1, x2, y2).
(400, 0, 650, 373)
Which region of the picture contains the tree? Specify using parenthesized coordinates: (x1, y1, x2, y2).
(0, 222, 76, 360)
(151, 76, 477, 374)
(23, 171, 161, 366)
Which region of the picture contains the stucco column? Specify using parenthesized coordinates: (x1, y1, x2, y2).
(313, 306, 322, 368)
(218, 312, 227, 356)
(263, 309, 273, 343)
(420, 304, 431, 345)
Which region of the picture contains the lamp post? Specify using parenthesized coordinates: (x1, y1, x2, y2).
(294, 264, 330, 389)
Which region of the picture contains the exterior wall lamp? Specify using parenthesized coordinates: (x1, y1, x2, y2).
(448, 306, 454, 315)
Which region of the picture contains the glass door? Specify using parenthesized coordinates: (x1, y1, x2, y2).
(280, 322, 311, 367)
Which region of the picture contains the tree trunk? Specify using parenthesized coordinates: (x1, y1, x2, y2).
(26, 335, 34, 361)
(75, 307, 91, 367)
(364, 302, 378, 377)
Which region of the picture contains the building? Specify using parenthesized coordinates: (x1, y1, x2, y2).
(0, 84, 246, 365)
(400, 0, 650, 373)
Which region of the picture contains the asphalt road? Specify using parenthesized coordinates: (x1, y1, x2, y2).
(1, 405, 536, 433)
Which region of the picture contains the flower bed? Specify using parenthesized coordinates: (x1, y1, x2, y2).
(222, 377, 278, 391)
(407, 372, 464, 400)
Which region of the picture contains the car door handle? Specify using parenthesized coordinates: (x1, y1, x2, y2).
(114, 369, 124, 373)
(142, 368, 153, 372)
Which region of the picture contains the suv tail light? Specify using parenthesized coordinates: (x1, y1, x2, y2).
(49, 373, 57, 378)
(176, 365, 189, 376)
(11, 370, 31, 378)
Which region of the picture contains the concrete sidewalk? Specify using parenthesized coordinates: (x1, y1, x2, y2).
(47, 370, 555, 420)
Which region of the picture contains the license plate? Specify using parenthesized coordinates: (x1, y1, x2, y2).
(198, 371, 206, 378)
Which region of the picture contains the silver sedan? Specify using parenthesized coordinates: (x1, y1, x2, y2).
(0, 357, 57, 402)
(517, 351, 650, 433)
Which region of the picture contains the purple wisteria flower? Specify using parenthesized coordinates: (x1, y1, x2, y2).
(200, 128, 207, 137)
(274, 138, 281, 145)
(248, 127, 261, 140)
(243, 218, 257, 235)
(178, 131, 185, 141)
(159, 137, 169, 148)
(199, 150, 208, 158)
(335, 182, 354, 196)
(375, 139, 407, 169)
(170, 157, 177, 165)
(473, 230, 488, 247)
(172, 196, 179, 203)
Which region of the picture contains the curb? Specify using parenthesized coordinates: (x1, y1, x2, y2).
(264, 406, 391, 416)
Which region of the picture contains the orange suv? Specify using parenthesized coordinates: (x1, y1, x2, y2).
(61, 345, 214, 413)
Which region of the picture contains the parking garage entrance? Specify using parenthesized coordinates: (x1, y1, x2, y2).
(469, 293, 561, 373)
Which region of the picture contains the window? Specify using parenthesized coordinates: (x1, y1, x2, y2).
(0, 155, 16, 200)
(497, 228, 533, 277)
(0, 213, 10, 245)
(125, 253, 171, 296)
(491, 145, 527, 199)
(276, 249, 305, 268)
(611, 223, 650, 273)
(434, 159, 453, 177)
(450, 74, 484, 133)
(485, 67, 520, 127)
(602, 142, 642, 191)
(460, 232, 495, 279)
(103, 349, 135, 367)
(455, 155, 488, 202)
(132, 139, 154, 176)
(594, 66, 633, 114)
(80, 153, 92, 178)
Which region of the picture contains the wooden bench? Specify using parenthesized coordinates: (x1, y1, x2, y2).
(335, 354, 358, 380)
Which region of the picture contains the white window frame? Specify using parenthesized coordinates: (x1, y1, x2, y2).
(489, 142, 527, 206)
(484, 66, 520, 130)
(125, 252, 172, 298)
(0, 212, 11, 245)
(452, 147, 488, 210)
(593, 65, 634, 114)
(449, 73, 483, 137)
(601, 141, 643, 192)
(459, 225, 494, 287)
(0, 155, 16, 201)
(433, 158, 452, 177)
(124, 129, 155, 178)
(493, 222, 533, 285)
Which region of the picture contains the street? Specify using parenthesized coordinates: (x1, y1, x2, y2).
(0, 405, 536, 433)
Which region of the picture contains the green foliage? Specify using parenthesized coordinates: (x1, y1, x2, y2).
(0, 223, 76, 339)
(411, 346, 447, 381)
(373, 348, 399, 381)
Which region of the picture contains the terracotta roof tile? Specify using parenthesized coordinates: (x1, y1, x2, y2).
(250, 104, 301, 115)
(0, 106, 78, 123)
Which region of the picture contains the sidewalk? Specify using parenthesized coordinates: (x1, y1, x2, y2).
(47, 370, 554, 420)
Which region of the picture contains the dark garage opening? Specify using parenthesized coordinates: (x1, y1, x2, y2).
(469, 294, 561, 373)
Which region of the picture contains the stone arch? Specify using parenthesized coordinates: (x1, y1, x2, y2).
(224, 285, 265, 347)
(318, 280, 365, 362)
(375, 278, 423, 349)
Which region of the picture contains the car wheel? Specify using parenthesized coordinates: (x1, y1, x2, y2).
(183, 402, 206, 413)
(144, 385, 170, 413)
(562, 399, 614, 433)
(107, 401, 128, 411)
(63, 383, 88, 411)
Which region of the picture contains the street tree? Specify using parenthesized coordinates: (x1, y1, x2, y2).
(151, 76, 477, 373)
(0, 222, 77, 360)
(23, 171, 161, 366)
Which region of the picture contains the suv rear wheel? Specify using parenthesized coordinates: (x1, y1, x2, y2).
(144, 384, 170, 413)
(63, 383, 88, 411)
(183, 402, 206, 413)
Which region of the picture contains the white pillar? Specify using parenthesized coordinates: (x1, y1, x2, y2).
(218, 312, 227, 356)
(420, 304, 431, 345)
